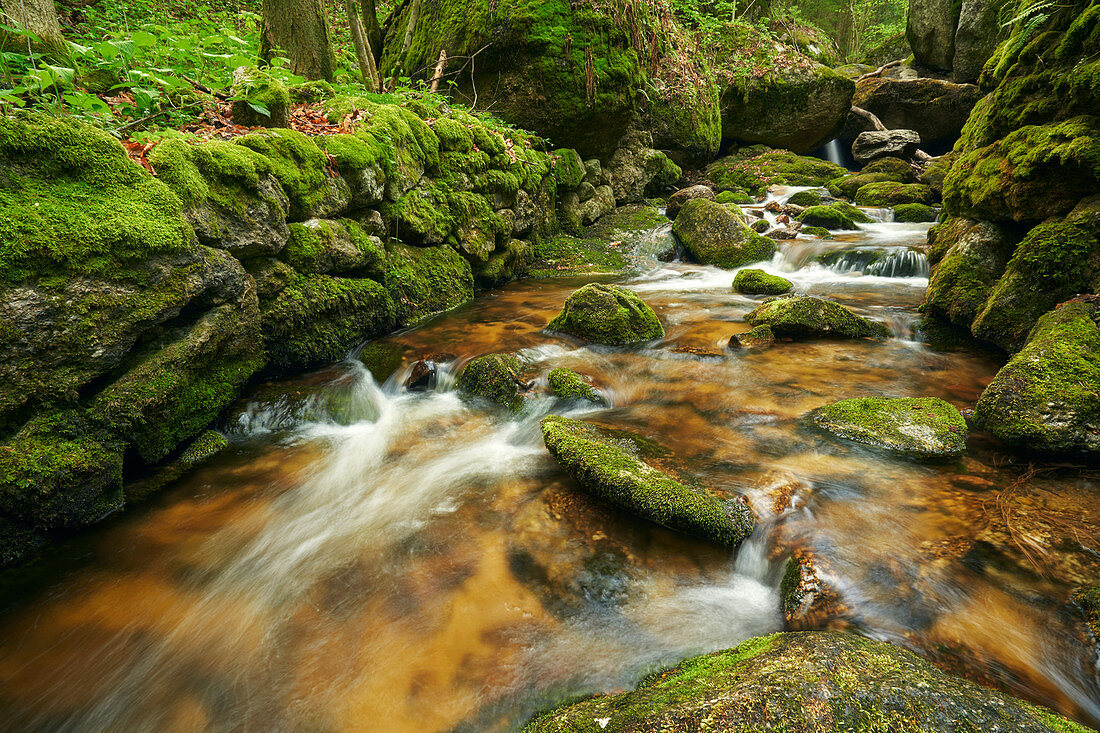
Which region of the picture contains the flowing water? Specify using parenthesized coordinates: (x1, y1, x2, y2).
(2, 192, 1099, 732)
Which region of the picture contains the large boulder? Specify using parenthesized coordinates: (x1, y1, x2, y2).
(540, 415, 754, 546)
(907, 0, 961, 72)
(810, 397, 968, 457)
(666, 185, 715, 219)
(850, 78, 985, 151)
(720, 64, 855, 153)
(953, 0, 1012, 82)
(975, 298, 1100, 457)
(746, 296, 890, 339)
(548, 283, 664, 345)
(523, 631, 1091, 732)
(854, 182, 936, 206)
(673, 199, 777, 269)
(851, 129, 921, 165)
(707, 147, 846, 197)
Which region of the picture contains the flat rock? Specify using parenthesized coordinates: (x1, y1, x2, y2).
(810, 397, 968, 457)
(746, 296, 890, 340)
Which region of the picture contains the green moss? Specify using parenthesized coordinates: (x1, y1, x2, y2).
(786, 190, 822, 207)
(289, 80, 335, 104)
(552, 148, 585, 189)
(357, 342, 407, 384)
(827, 172, 898, 199)
(431, 117, 474, 152)
(810, 397, 968, 457)
(922, 218, 1016, 330)
(707, 149, 846, 197)
(893, 203, 938, 223)
(383, 241, 474, 325)
(797, 204, 862, 230)
(728, 324, 776, 349)
(547, 367, 605, 404)
(548, 283, 664, 345)
(475, 238, 534, 288)
(261, 275, 398, 371)
(540, 415, 754, 546)
(645, 152, 683, 195)
(1075, 584, 1100, 642)
(747, 296, 890, 339)
(715, 189, 753, 204)
(459, 352, 528, 412)
(528, 234, 629, 278)
(975, 300, 1100, 456)
(383, 178, 507, 258)
(673, 198, 776, 269)
(855, 181, 936, 206)
(864, 156, 915, 181)
(230, 68, 290, 127)
(800, 225, 833, 238)
(234, 128, 338, 220)
(0, 112, 193, 285)
(733, 269, 793, 295)
(282, 219, 386, 277)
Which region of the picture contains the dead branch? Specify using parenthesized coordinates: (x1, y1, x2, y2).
(857, 59, 903, 82)
(850, 105, 887, 131)
(429, 49, 447, 93)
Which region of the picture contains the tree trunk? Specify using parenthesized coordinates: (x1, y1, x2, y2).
(0, 0, 71, 63)
(345, 0, 379, 91)
(260, 0, 334, 82)
(360, 0, 381, 62)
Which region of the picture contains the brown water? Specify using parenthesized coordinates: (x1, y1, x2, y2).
(1, 201, 1098, 732)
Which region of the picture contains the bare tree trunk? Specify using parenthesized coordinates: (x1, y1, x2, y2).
(0, 0, 70, 63)
(399, 0, 421, 67)
(260, 0, 334, 82)
(345, 0, 380, 91)
(429, 49, 446, 92)
(360, 0, 381, 62)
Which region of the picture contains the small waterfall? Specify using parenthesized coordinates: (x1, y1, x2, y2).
(865, 249, 930, 278)
(822, 139, 844, 166)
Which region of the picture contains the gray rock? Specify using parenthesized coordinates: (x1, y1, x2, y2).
(852, 129, 922, 165)
(666, 185, 715, 219)
(954, 0, 1012, 83)
(907, 0, 961, 71)
(186, 173, 290, 259)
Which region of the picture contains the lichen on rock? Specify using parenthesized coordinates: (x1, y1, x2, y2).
(810, 396, 969, 457)
(548, 283, 663, 345)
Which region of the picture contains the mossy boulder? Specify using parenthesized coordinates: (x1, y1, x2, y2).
(801, 225, 833, 238)
(548, 283, 663, 345)
(383, 242, 475, 325)
(893, 203, 938, 223)
(459, 352, 529, 412)
(974, 299, 1100, 457)
(733, 269, 793, 295)
(796, 203, 867, 230)
(281, 218, 386, 276)
(547, 368, 606, 405)
(673, 198, 776, 269)
(786, 189, 822, 207)
(810, 397, 968, 457)
(864, 156, 916, 181)
(720, 64, 855, 153)
(522, 631, 1091, 732)
(746, 296, 890, 340)
(922, 218, 1018, 331)
(827, 172, 899, 200)
(728, 324, 776, 349)
(229, 66, 291, 128)
(855, 182, 936, 206)
(666, 185, 715, 219)
(235, 128, 350, 221)
(715, 189, 754, 205)
(540, 415, 754, 546)
(945, 116, 1100, 224)
(707, 148, 846, 197)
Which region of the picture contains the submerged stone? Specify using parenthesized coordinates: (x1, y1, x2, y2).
(893, 203, 938, 222)
(781, 550, 852, 630)
(458, 352, 529, 412)
(548, 283, 664, 345)
(746, 296, 890, 339)
(522, 631, 1091, 732)
(547, 368, 606, 405)
(673, 198, 776, 269)
(540, 415, 754, 547)
(810, 397, 968, 457)
(975, 299, 1100, 457)
(733, 269, 793, 295)
(728, 325, 776, 349)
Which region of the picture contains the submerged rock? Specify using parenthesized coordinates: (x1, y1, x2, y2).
(781, 550, 851, 630)
(810, 397, 969, 457)
(747, 296, 890, 340)
(728, 325, 776, 349)
(852, 129, 921, 165)
(975, 299, 1100, 457)
(547, 368, 606, 405)
(540, 415, 754, 547)
(523, 631, 1090, 732)
(673, 198, 776, 269)
(855, 181, 936, 206)
(548, 284, 664, 345)
(665, 185, 715, 219)
(733, 269, 793, 295)
(458, 352, 530, 412)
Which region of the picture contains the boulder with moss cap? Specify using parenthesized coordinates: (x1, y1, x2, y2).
(673, 198, 776, 269)
(547, 368, 606, 405)
(548, 283, 664, 345)
(733, 269, 793, 295)
(540, 415, 754, 546)
(810, 397, 968, 457)
(459, 353, 530, 412)
(522, 631, 1092, 732)
(746, 296, 890, 339)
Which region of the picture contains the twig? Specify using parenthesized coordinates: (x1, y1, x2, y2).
(117, 100, 202, 133)
(429, 49, 447, 92)
(857, 59, 903, 82)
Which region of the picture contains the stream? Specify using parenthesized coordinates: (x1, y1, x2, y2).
(1, 192, 1098, 732)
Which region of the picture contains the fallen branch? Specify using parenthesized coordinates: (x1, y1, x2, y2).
(117, 100, 203, 133)
(857, 59, 902, 82)
(429, 49, 447, 93)
(850, 105, 887, 131)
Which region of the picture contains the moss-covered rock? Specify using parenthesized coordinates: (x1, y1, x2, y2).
(707, 148, 846, 197)
(548, 283, 663, 345)
(974, 299, 1100, 456)
(786, 189, 822, 207)
(458, 352, 529, 412)
(800, 225, 833, 238)
(235, 128, 350, 220)
(864, 156, 916, 181)
(855, 181, 936, 206)
(229, 66, 291, 128)
(715, 189, 754, 205)
(547, 368, 606, 405)
(540, 415, 754, 547)
(720, 64, 855, 154)
(728, 324, 776, 349)
(673, 198, 776, 269)
(383, 242, 474, 325)
(921, 218, 1018, 331)
(733, 269, 793, 295)
(827, 172, 899, 200)
(522, 631, 1091, 732)
(893, 203, 938, 222)
(746, 296, 890, 340)
(666, 185, 715, 219)
(810, 397, 968, 457)
(796, 203, 868, 230)
(282, 218, 386, 276)
(260, 275, 398, 372)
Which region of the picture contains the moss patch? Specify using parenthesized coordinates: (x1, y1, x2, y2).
(810, 397, 968, 457)
(548, 283, 663, 345)
(459, 352, 528, 412)
(707, 148, 846, 197)
(547, 367, 606, 405)
(894, 203, 938, 223)
(733, 269, 793, 295)
(747, 296, 890, 340)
